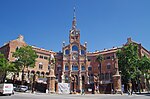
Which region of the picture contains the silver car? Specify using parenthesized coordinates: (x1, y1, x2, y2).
(15, 85, 28, 92)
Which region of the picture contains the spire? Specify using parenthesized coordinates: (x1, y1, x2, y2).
(73, 7, 76, 19)
(72, 6, 76, 29)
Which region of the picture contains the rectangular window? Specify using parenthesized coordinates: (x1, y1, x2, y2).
(65, 66, 69, 71)
(44, 56, 47, 59)
(106, 56, 111, 59)
(107, 64, 111, 69)
(88, 67, 92, 71)
(40, 55, 43, 59)
(81, 66, 85, 71)
(48, 65, 50, 70)
(57, 67, 62, 71)
(39, 64, 43, 69)
(72, 66, 78, 71)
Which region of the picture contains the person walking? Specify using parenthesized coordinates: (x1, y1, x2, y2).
(127, 81, 132, 95)
(81, 88, 85, 95)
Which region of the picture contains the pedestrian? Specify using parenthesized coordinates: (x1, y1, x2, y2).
(81, 88, 85, 95)
(127, 81, 132, 95)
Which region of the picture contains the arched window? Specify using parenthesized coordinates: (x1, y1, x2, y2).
(65, 49, 70, 55)
(36, 71, 40, 76)
(41, 72, 45, 77)
(72, 45, 78, 51)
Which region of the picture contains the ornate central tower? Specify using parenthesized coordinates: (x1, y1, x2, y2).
(61, 7, 88, 93)
(69, 7, 80, 43)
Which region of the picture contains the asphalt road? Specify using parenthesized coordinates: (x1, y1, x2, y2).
(0, 92, 149, 99)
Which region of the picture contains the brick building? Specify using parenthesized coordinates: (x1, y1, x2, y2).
(0, 10, 150, 94)
(0, 35, 55, 83)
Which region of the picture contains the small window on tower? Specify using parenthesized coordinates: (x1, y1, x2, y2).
(81, 50, 85, 55)
(72, 45, 78, 51)
(65, 49, 70, 55)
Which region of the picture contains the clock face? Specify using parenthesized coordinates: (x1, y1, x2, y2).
(71, 30, 79, 36)
(75, 32, 78, 35)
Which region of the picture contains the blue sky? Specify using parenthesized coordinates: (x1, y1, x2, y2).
(0, 0, 150, 52)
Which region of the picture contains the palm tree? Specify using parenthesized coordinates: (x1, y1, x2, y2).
(96, 54, 104, 93)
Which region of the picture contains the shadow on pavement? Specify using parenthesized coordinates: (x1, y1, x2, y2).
(136, 93, 150, 96)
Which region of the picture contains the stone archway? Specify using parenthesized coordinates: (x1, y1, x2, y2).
(41, 72, 45, 78)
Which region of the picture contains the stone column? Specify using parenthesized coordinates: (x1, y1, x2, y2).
(112, 54, 122, 94)
(113, 70, 122, 94)
(86, 70, 89, 84)
(47, 69, 56, 93)
(78, 70, 82, 93)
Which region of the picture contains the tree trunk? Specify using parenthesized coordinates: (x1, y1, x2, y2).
(22, 69, 24, 85)
(31, 74, 36, 93)
(146, 79, 150, 93)
(2, 72, 7, 83)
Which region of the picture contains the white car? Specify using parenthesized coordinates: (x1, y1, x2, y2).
(0, 83, 14, 95)
(15, 85, 28, 92)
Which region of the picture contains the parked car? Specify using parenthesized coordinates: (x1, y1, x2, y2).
(13, 84, 17, 91)
(0, 83, 14, 95)
(15, 85, 28, 92)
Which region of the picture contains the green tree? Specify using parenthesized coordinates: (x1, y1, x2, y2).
(0, 53, 17, 83)
(139, 55, 150, 92)
(117, 43, 140, 85)
(12, 46, 37, 84)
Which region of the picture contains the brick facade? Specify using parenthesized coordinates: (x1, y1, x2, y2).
(0, 16, 150, 94)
